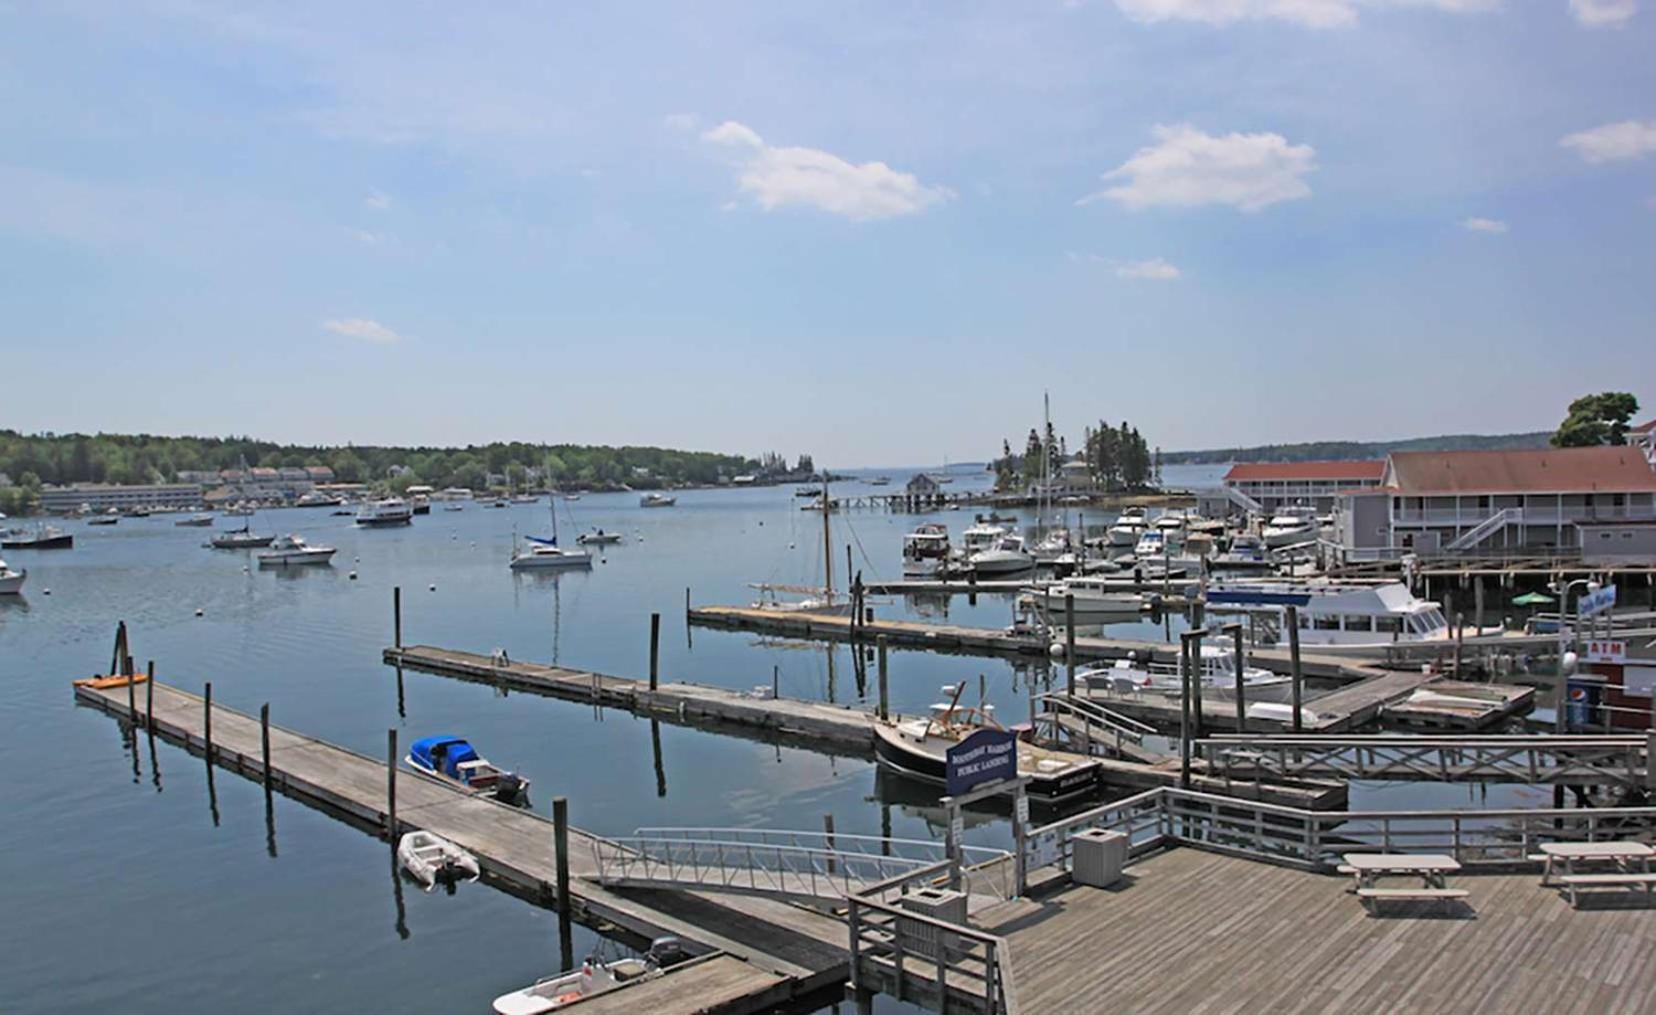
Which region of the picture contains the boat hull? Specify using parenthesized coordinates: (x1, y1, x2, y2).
(510, 552, 593, 570)
(0, 570, 25, 594)
(871, 724, 1100, 806)
(257, 550, 335, 566)
(1, 534, 73, 549)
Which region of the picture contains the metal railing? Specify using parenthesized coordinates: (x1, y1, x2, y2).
(592, 827, 1015, 903)
(1198, 734, 1652, 789)
(1024, 786, 1656, 874)
(1031, 692, 1156, 758)
(1445, 508, 1523, 551)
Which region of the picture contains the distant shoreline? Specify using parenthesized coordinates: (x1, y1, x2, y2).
(1161, 431, 1551, 465)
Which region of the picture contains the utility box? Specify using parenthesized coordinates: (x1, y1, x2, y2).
(1071, 828, 1128, 887)
(898, 887, 968, 959)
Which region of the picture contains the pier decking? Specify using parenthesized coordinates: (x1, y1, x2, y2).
(72, 679, 849, 1010)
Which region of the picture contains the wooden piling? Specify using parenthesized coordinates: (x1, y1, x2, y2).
(553, 796, 571, 914)
(386, 728, 397, 840)
(1454, 612, 1465, 678)
(772, 665, 779, 700)
(393, 586, 402, 649)
(261, 703, 272, 789)
(125, 652, 136, 719)
(877, 637, 889, 721)
(1178, 637, 1191, 790)
(203, 681, 213, 763)
(1189, 629, 1204, 745)
(824, 813, 837, 876)
(1286, 606, 1304, 733)
(1065, 593, 1077, 696)
(1226, 625, 1245, 731)
(145, 659, 155, 733)
(649, 612, 661, 691)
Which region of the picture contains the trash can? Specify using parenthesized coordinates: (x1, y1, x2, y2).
(898, 887, 968, 959)
(1071, 828, 1127, 888)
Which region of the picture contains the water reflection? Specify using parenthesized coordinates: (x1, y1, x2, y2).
(650, 719, 667, 798)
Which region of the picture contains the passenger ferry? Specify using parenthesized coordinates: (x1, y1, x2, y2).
(1204, 579, 1451, 646)
(356, 497, 414, 526)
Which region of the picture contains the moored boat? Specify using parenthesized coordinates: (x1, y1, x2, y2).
(1204, 579, 1457, 647)
(210, 524, 275, 549)
(575, 528, 622, 545)
(968, 532, 1034, 575)
(1261, 506, 1318, 548)
(175, 513, 215, 527)
(1107, 507, 1148, 547)
(256, 534, 336, 566)
(492, 938, 691, 1015)
(1076, 646, 1292, 702)
(902, 523, 951, 576)
(639, 493, 677, 508)
(396, 830, 480, 891)
(356, 497, 413, 527)
(0, 558, 26, 595)
(872, 697, 1101, 806)
(2, 525, 73, 550)
(406, 735, 531, 806)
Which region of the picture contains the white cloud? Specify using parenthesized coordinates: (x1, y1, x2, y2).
(1569, 0, 1638, 27)
(364, 189, 392, 210)
(1080, 124, 1316, 212)
(1560, 120, 1656, 163)
(1112, 0, 1497, 30)
(700, 120, 952, 221)
(1460, 216, 1508, 233)
(323, 318, 401, 344)
(1115, 257, 1183, 280)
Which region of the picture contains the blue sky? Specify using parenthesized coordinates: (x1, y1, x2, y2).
(2, 1, 1652, 465)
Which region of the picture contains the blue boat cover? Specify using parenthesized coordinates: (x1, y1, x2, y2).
(409, 735, 480, 778)
(526, 535, 558, 546)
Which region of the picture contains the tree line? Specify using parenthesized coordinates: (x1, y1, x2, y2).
(992, 420, 1158, 492)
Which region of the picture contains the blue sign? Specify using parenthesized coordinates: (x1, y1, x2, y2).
(1578, 585, 1617, 618)
(945, 728, 1017, 796)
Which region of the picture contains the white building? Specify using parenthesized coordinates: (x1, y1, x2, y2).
(40, 483, 205, 513)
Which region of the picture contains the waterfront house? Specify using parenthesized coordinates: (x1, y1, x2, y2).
(1219, 460, 1385, 515)
(1332, 446, 1656, 559)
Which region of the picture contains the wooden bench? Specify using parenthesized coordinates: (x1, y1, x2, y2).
(1557, 872, 1656, 908)
(1355, 887, 1469, 914)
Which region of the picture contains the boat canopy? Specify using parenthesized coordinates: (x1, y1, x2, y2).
(525, 535, 559, 546)
(410, 735, 480, 778)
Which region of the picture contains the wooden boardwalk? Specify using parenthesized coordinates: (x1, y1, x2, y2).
(571, 954, 790, 1014)
(386, 645, 1345, 809)
(980, 847, 1656, 1014)
(72, 679, 849, 1011)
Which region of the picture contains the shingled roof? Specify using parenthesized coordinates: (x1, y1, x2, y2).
(1384, 446, 1656, 495)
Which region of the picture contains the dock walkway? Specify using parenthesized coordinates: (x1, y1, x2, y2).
(73, 679, 849, 1010)
(385, 645, 1346, 809)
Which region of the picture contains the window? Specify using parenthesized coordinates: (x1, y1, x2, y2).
(1376, 616, 1403, 633)
(1344, 615, 1374, 632)
(1314, 615, 1341, 630)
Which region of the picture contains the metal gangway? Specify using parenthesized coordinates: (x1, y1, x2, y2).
(592, 827, 1016, 905)
(1031, 692, 1164, 763)
(1196, 734, 1653, 790)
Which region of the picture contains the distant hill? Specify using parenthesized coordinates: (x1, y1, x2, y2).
(1162, 432, 1552, 465)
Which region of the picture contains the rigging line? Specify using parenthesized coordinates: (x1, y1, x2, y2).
(839, 510, 887, 584)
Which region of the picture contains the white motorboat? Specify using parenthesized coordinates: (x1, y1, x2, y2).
(0, 558, 26, 595)
(397, 830, 480, 891)
(295, 491, 341, 508)
(437, 487, 474, 502)
(407, 735, 530, 806)
(901, 523, 951, 576)
(1261, 507, 1319, 548)
(969, 533, 1034, 575)
(870, 476, 891, 486)
(512, 494, 540, 505)
(222, 503, 255, 517)
(1132, 529, 1172, 560)
(1210, 533, 1273, 573)
(175, 512, 216, 527)
(1031, 528, 1071, 564)
(256, 534, 336, 566)
(1205, 579, 1458, 647)
(959, 523, 1004, 557)
(575, 528, 622, 546)
(1018, 576, 1145, 615)
(1107, 507, 1148, 547)
(492, 939, 690, 1015)
(357, 497, 413, 526)
(639, 493, 676, 508)
(1153, 509, 1189, 533)
(2, 524, 73, 549)
(1077, 645, 1292, 702)
(510, 539, 592, 570)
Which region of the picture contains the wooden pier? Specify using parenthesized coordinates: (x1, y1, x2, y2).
(384, 644, 1347, 809)
(73, 679, 847, 1012)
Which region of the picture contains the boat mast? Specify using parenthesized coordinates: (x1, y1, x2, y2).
(821, 472, 833, 603)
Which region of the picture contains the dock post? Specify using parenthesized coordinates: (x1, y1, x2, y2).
(824, 813, 836, 876)
(1286, 605, 1304, 733)
(553, 796, 571, 914)
(685, 586, 690, 621)
(125, 653, 136, 720)
(1178, 637, 1192, 789)
(1474, 578, 1486, 636)
(1453, 612, 1464, 678)
(648, 612, 661, 691)
(1225, 624, 1245, 730)
(145, 660, 155, 733)
(260, 703, 271, 790)
(1065, 593, 1077, 697)
(651, 719, 667, 798)
(203, 681, 213, 764)
(386, 729, 397, 841)
(1189, 628, 1205, 746)
(772, 664, 779, 700)
(877, 638, 889, 721)
(393, 586, 402, 649)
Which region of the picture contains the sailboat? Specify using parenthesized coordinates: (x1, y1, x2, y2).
(751, 476, 850, 614)
(510, 476, 592, 570)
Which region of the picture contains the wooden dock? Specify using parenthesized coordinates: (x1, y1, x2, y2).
(72, 679, 849, 1011)
(384, 645, 1346, 809)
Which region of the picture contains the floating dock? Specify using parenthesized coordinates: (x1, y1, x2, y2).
(384, 645, 1346, 809)
(73, 679, 846, 1012)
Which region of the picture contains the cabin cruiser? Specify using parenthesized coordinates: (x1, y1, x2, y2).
(969, 532, 1034, 575)
(1077, 645, 1292, 702)
(1, 525, 73, 549)
(209, 524, 275, 549)
(575, 528, 622, 546)
(1018, 576, 1146, 616)
(406, 735, 530, 806)
(295, 491, 340, 508)
(1205, 579, 1454, 647)
(88, 511, 118, 526)
(902, 523, 951, 576)
(0, 558, 25, 595)
(1031, 528, 1072, 564)
(438, 487, 474, 502)
(639, 493, 676, 508)
(409, 494, 432, 515)
(1153, 509, 1189, 533)
(509, 537, 593, 570)
(1107, 508, 1148, 547)
(1209, 533, 1273, 573)
(397, 830, 480, 891)
(256, 534, 336, 566)
(872, 693, 1101, 805)
(175, 512, 215, 527)
(959, 523, 1005, 557)
(493, 939, 691, 1015)
(356, 497, 413, 526)
(1132, 529, 1172, 561)
(1261, 507, 1318, 548)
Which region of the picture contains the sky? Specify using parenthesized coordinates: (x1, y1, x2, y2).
(1, 1, 1652, 466)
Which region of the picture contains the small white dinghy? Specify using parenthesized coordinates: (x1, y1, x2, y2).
(397, 830, 480, 891)
(493, 938, 691, 1014)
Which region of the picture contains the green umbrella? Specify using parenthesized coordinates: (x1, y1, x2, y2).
(1511, 591, 1555, 606)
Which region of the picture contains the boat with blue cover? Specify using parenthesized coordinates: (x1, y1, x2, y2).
(406, 735, 531, 806)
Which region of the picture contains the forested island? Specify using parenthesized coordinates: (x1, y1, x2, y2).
(1160, 431, 1552, 465)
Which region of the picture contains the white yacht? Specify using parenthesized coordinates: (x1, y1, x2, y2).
(356, 498, 413, 527)
(1205, 579, 1454, 646)
(1107, 507, 1148, 547)
(1210, 533, 1273, 573)
(1132, 529, 1172, 560)
(257, 534, 336, 566)
(1077, 645, 1292, 702)
(639, 493, 676, 508)
(0, 558, 26, 595)
(295, 491, 341, 508)
(969, 532, 1034, 575)
(1031, 528, 1071, 564)
(959, 523, 1004, 557)
(510, 539, 593, 570)
(1261, 506, 1318, 548)
(901, 523, 951, 576)
(1153, 509, 1189, 533)
(1018, 576, 1144, 615)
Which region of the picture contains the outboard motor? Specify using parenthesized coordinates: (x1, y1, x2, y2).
(647, 936, 690, 969)
(495, 773, 527, 807)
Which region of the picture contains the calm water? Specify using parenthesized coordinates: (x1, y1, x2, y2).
(0, 466, 1529, 1013)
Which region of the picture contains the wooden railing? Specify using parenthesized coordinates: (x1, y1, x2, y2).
(848, 885, 1020, 1015)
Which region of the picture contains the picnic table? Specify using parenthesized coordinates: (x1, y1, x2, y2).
(1341, 853, 1468, 914)
(1538, 842, 1656, 908)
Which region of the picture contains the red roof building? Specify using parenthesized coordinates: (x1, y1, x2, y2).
(1220, 459, 1385, 514)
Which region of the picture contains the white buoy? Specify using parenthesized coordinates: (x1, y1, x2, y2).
(600, 558, 607, 564)
(195, 608, 204, 617)
(42, 588, 51, 595)
(349, 571, 358, 580)
(428, 583, 436, 592)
